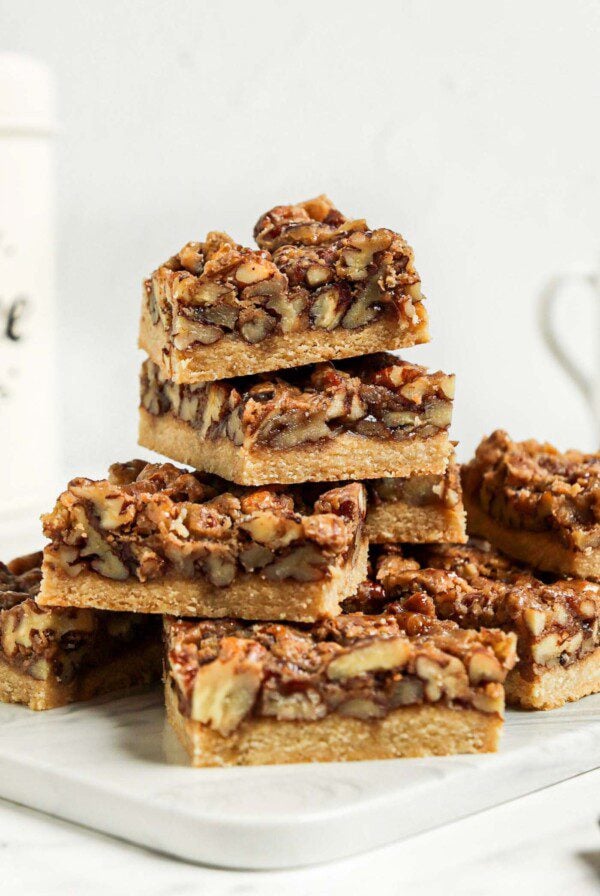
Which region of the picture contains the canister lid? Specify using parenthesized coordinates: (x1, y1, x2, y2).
(0, 52, 56, 133)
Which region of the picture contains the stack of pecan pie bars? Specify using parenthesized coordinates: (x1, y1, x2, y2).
(5, 196, 598, 767)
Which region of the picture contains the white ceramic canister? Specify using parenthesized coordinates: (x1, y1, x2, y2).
(0, 53, 58, 517)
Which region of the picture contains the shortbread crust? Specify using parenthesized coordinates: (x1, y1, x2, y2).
(464, 494, 600, 580)
(139, 407, 453, 485)
(0, 551, 161, 710)
(164, 607, 514, 767)
(139, 353, 455, 484)
(40, 461, 368, 621)
(462, 430, 600, 579)
(40, 545, 367, 621)
(375, 541, 600, 710)
(166, 680, 502, 767)
(141, 195, 429, 384)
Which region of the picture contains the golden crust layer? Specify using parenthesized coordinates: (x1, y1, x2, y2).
(375, 541, 600, 709)
(504, 646, 600, 710)
(141, 196, 429, 384)
(139, 408, 452, 485)
(462, 430, 600, 576)
(0, 640, 161, 711)
(1, 551, 160, 700)
(39, 539, 368, 621)
(140, 300, 428, 384)
(366, 500, 466, 544)
(165, 680, 502, 767)
(41, 460, 367, 616)
(464, 494, 600, 580)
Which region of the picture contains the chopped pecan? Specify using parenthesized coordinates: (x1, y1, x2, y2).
(43, 461, 365, 587)
(166, 600, 515, 734)
(187, 638, 265, 735)
(327, 637, 410, 680)
(254, 195, 363, 251)
(237, 308, 276, 344)
(462, 430, 600, 551)
(141, 352, 454, 453)
(145, 198, 428, 354)
(378, 540, 600, 675)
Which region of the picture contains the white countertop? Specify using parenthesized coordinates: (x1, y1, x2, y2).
(2, 769, 599, 895)
(2, 508, 599, 892)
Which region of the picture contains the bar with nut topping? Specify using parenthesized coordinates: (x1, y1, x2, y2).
(139, 353, 455, 485)
(365, 453, 466, 544)
(462, 430, 600, 580)
(38, 461, 368, 622)
(164, 602, 516, 767)
(139, 195, 428, 384)
(374, 540, 600, 710)
(0, 552, 161, 710)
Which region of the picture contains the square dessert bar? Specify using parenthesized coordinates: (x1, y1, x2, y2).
(39, 461, 368, 622)
(0, 551, 161, 710)
(462, 430, 600, 580)
(365, 454, 466, 544)
(375, 540, 600, 710)
(164, 605, 516, 767)
(139, 353, 455, 485)
(139, 195, 429, 384)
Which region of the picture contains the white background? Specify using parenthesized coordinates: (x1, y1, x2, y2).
(2, 6, 600, 890)
(2, 0, 600, 470)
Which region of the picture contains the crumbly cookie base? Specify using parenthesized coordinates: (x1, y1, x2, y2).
(0, 640, 161, 711)
(464, 495, 600, 580)
(505, 648, 600, 710)
(139, 408, 452, 485)
(139, 302, 429, 385)
(38, 539, 368, 622)
(165, 679, 502, 767)
(366, 500, 467, 544)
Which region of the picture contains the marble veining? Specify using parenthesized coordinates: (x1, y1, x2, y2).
(0, 688, 599, 869)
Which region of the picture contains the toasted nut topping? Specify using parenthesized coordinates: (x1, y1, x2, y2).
(462, 429, 600, 554)
(237, 308, 276, 344)
(327, 637, 410, 680)
(337, 697, 386, 719)
(523, 607, 546, 636)
(263, 544, 330, 582)
(389, 676, 425, 706)
(468, 651, 505, 685)
(472, 683, 505, 716)
(190, 639, 265, 735)
(310, 287, 348, 330)
(235, 260, 274, 285)
(261, 686, 326, 721)
(146, 199, 428, 353)
(306, 264, 331, 287)
(531, 632, 563, 664)
(240, 511, 303, 549)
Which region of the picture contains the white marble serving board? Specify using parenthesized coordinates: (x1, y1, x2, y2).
(1, 688, 599, 869)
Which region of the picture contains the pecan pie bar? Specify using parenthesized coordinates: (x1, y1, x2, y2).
(0, 551, 161, 710)
(139, 195, 428, 384)
(139, 353, 454, 485)
(462, 430, 600, 579)
(164, 604, 516, 767)
(375, 540, 600, 710)
(39, 461, 368, 622)
(365, 454, 466, 544)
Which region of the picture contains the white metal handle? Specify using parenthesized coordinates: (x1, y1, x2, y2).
(538, 273, 595, 408)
